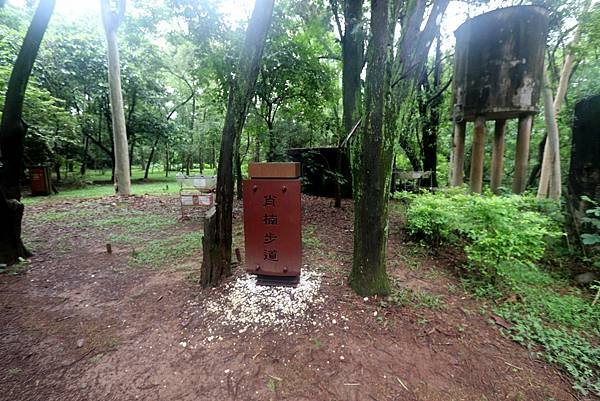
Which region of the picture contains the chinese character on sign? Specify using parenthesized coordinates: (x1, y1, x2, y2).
(263, 214, 278, 225)
(263, 232, 278, 244)
(263, 249, 279, 261)
(263, 194, 277, 207)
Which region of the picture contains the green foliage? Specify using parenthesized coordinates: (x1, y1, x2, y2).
(403, 191, 600, 395)
(403, 191, 561, 282)
(496, 270, 600, 398)
(581, 196, 600, 247)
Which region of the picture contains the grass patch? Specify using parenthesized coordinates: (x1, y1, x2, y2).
(90, 353, 104, 364)
(91, 211, 174, 233)
(129, 231, 202, 269)
(388, 287, 445, 310)
(302, 225, 321, 249)
(26, 208, 97, 224)
(381, 279, 445, 310)
(0, 259, 30, 276)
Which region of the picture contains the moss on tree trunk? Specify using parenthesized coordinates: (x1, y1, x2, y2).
(349, 0, 392, 296)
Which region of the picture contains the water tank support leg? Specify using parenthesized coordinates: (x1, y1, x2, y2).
(490, 119, 506, 194)
(469, 116, 486, 193)
(512, 115, 533, 194)
(451, 120, 467, 187)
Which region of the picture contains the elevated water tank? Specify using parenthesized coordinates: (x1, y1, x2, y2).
(453, 6, 549, 121)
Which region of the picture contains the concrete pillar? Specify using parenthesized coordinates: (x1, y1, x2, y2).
(512, 115, 533, 194)
(469, 116, 486, 193)
(451, 121, 467, 186)
(490, 119, 506, 194)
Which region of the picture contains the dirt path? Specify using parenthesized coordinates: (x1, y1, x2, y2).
(0, 196, 582, 401)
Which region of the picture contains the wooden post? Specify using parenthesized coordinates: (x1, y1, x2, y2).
(451, 121, 466, 186)
(469, 116, 486, 193)
(490, 119, 506, 194)
(512, 115, 533, 194)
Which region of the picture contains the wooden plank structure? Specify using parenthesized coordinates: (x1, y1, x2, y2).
(450, 6, 549, 193)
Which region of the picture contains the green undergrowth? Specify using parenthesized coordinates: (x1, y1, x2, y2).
(494, 264, 600, 395)
(398, 189, 599, 396)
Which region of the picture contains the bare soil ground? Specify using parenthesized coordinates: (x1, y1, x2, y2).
(0, 195, 585, 401)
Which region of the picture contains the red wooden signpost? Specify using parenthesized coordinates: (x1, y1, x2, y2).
(243, 162, 302, 285)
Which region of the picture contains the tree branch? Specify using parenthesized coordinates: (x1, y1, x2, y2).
(329, 0, 344, 41)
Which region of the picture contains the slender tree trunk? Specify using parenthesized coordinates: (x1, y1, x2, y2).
(421, 38, 442, 188)
(201, 0, 274, 288)
(254, 130, 261, 162)
(101, 0, 131, 196)
(235, 151, 243, 200)
(349, 0, 392, 296)
(165, 148, 170, 177)
(144, 138, 159, 180)
(211, 138, 216, 168)
(334, 148, 343, 207)
(0, 0, 55, 265)
(80, 135, 89, 176)
(54, 158, 61, 183)
(333, 0, 363, 208)
(536, 1, 589, 195)
(129, 133, 135, 176)
(266, 118, 275, 162)
(537, 71, 561, 200)
(198, 144, 204, 173)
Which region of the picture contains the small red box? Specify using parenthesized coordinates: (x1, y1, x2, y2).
(30, 166, 51, 196)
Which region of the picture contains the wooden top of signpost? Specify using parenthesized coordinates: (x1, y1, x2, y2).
(248, 162, 300, 178)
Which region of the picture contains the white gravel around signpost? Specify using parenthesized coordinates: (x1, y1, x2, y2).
(204, 270, 325, 331)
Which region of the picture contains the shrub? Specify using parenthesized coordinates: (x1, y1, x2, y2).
(403, 191, 561, 283)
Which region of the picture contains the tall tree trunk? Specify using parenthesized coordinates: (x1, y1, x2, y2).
(144, 137, 159, 180)
(349, 0, 392, 296)
(235, 150, 243, 200)
(266, 118, 275, 162)
(333, 0, 363, 208)
(341, 0, 364, 138)
(201, 0, 274, 288)
(210, 138, 216, 169)
(536, 0, 589, 196)
(198, 143, 204, 173)
(101, 0, 131, 196)
(0, 0, 55, 265)
(129, 133, 135, 176)
(165, 148, 170, 177)
(421, 38, 442, 188)
(537, 71, 561, 200)
(54, 158, 61, 183)
(80, 135, 89, 176)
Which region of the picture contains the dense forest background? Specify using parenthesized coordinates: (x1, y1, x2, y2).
(1, 0, 598, 190)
